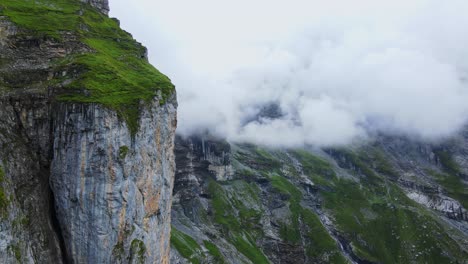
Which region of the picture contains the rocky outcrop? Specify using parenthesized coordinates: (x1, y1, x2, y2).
(406, 191, 467, 220)
(0, 0, 177, 263)
(80, 0, 110, 14)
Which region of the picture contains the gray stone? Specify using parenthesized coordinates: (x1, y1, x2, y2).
(80, 0, 110, 14)
(51, 95, 177, 264)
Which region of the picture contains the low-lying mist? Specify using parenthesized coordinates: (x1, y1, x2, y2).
(111, 0, 468, 147)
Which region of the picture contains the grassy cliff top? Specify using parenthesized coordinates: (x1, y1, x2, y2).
(0, 0, 175, 135)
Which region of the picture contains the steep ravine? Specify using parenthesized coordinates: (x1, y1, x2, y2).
(0, 0, 177, 263)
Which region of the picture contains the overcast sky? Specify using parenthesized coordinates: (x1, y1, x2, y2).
(110, 0, 468, 147)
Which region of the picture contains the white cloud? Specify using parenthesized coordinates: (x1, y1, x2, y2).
(110, 0, 468, 146)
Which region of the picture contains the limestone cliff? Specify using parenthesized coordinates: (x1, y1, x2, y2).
(0, 0, 177, 263)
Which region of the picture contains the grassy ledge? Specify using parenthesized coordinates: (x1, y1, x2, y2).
(0, 0, 175, 135)
(171, 227, 204, 264)
(203, 240, 226, 263)
(207, 180, 269, 264)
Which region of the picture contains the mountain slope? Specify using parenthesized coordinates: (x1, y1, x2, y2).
(170, 132, 468, 264)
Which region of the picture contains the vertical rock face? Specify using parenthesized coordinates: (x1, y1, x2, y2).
(0, 12, 69, 264)
(0, 97, 64, 264)
(51, 96, 177, 263)
(0, 95, 177, 264)
(0, 0, 177, 263)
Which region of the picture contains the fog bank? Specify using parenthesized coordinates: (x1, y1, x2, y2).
(111, 0, 468, 146)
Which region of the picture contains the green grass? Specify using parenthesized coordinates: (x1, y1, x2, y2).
(208, 180, 262, 234)
(430, 151, 468, 209)
(368, 148, 398, 178)
(207, 180, 269, 263)
(118, 146, 129, 160)
(280, 148, 468, 263)
(234, 145, 468, 263)
(0, 165, 9, 216)
(130, 239, 146, 264)
(0, 0, 175, 135)
(208, 181, 241, 232)
(183, 144, 468, 264)
(301, 209, 347, 263)
(171, 227, 203, 264)
(270, 174, 346, 262)
(203, 240, 225, 263)
(270, 174, 302, 243)
(231, 235, 269, 264)
(7, 244, 21, 262)
(292, 149, 336, 178)
(434, 150, 461, 176)
(291, 149, 338, 187)
(0, 165, 5, 182)
(429, 170, 468, 209)
(255, 147, 276, 161)
(234, 145, 282, 172)
(231, 147, 347, 262)
(12, 216, 30, 229)
(270, 174, 302, 201)
(327, 149, 389, 198)
(308, 149, 468, 263)
(112, 242, 124, 261)
(323, 180, 467, 263)
(0, 189, 9, 215)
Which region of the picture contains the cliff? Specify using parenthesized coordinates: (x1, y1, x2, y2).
(0, 0, 177, 263)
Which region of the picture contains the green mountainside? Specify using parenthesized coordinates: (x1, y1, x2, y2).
(171, 135, 468, 264)
(0, 0, 174, 134)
